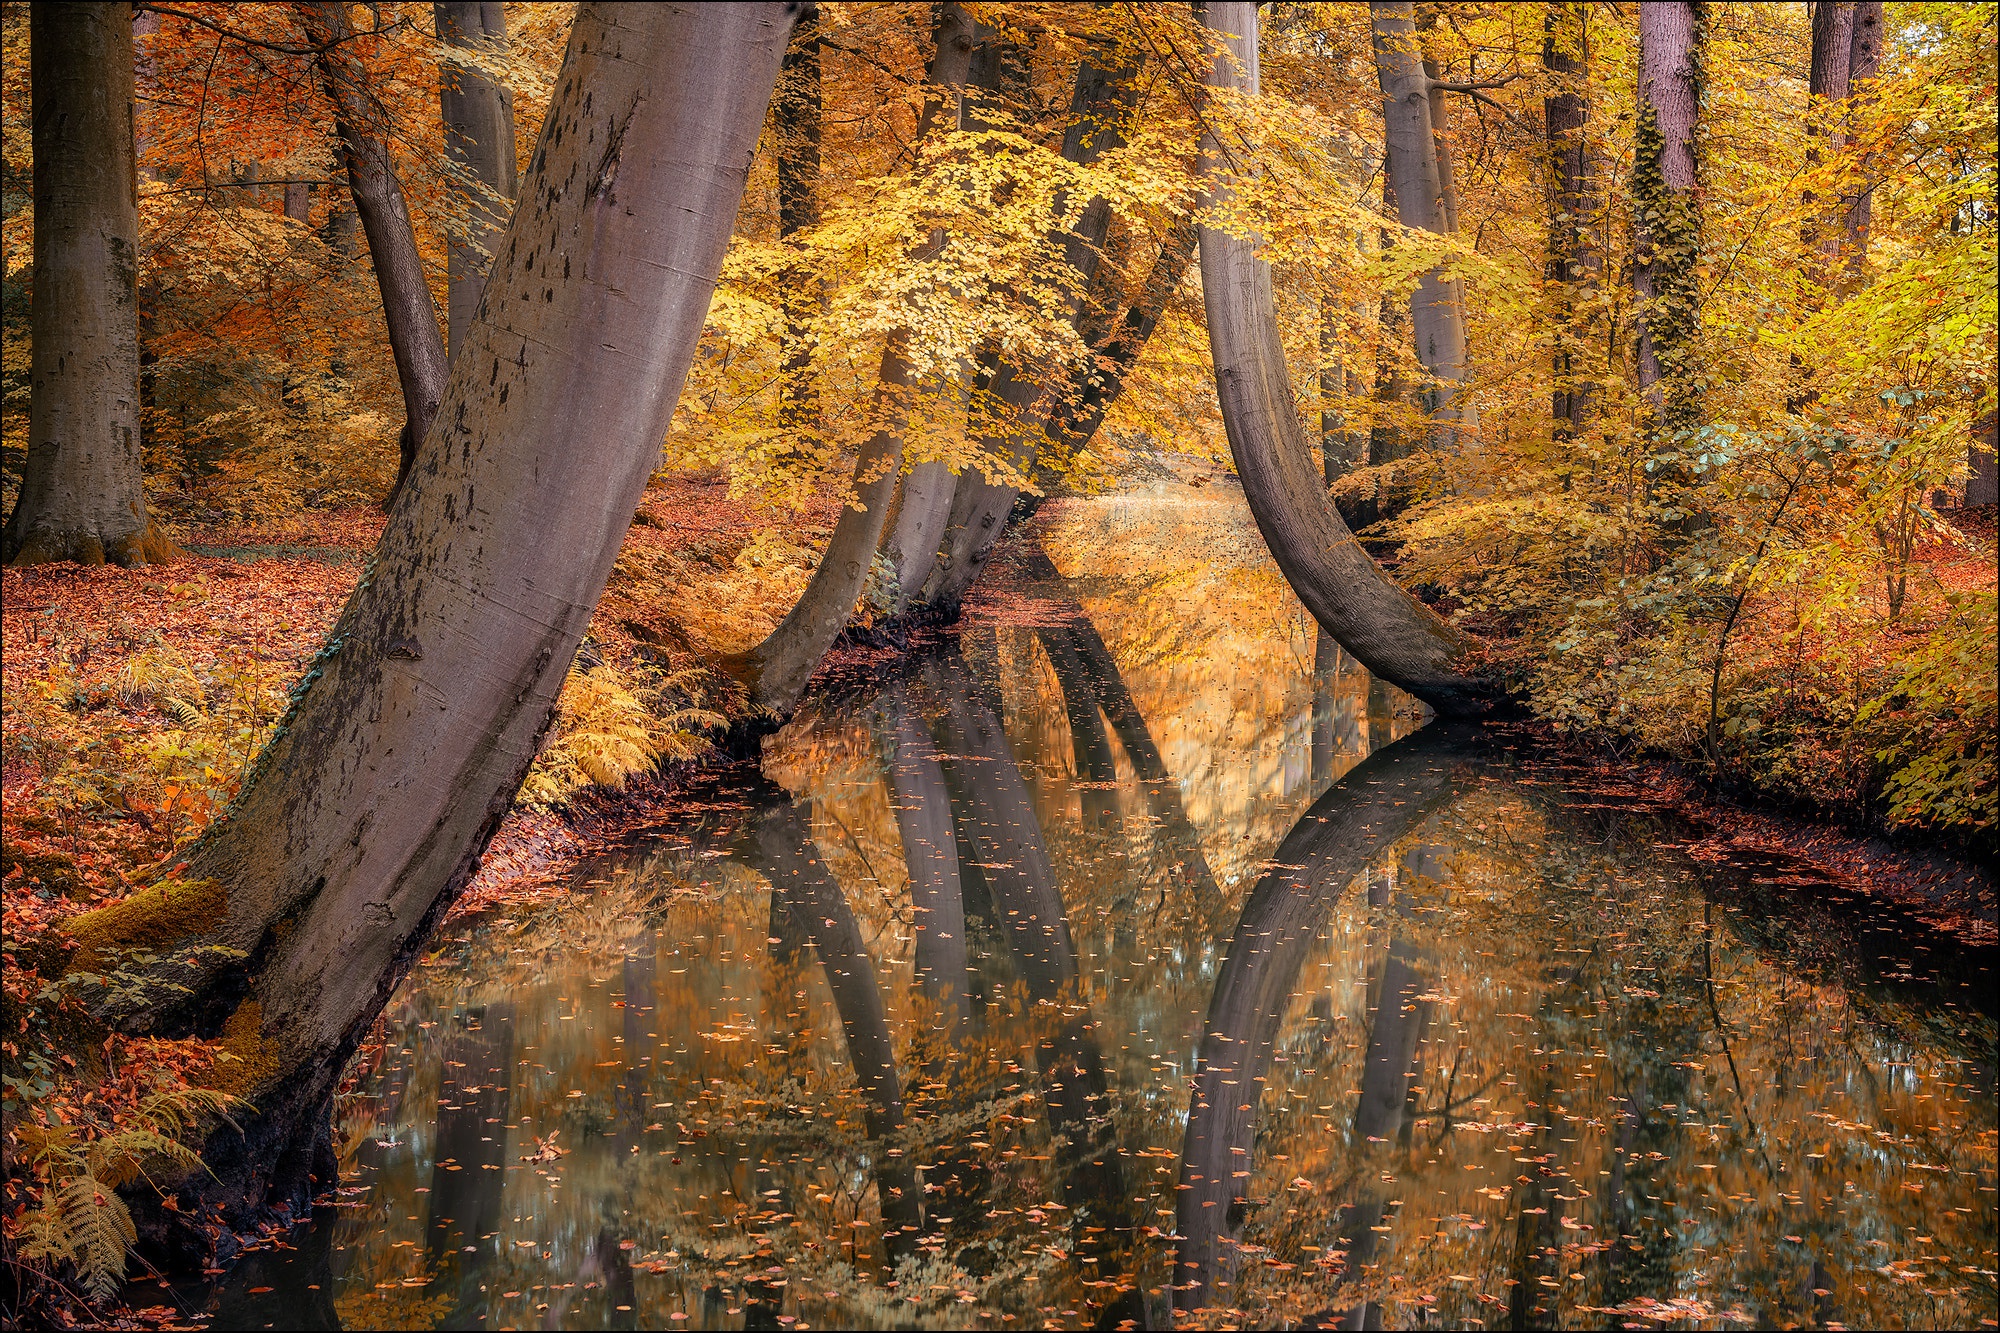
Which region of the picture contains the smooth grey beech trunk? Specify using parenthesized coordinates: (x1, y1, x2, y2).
(881, 682, 967, 1035)
(62, 1, 797, 1237)
(1544, 2, 1600, 446)
(1174, 724, 1473, 1315)
(1198, 2, 1495, 716)
(300, 2, 450, 504)
(1369, 1, 1475, 451)
(435, 2, 519, 359)
(732, 3, 977, 711)
(3, 3, 171, 567)
(917, 42, 1150, 610)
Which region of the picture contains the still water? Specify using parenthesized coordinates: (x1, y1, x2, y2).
(192, 489, 1994, 1330)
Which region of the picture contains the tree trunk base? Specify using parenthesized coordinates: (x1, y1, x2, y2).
(5, 519, 176, 567)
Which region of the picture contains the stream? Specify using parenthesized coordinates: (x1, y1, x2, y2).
(171, 487, 1996, 1331)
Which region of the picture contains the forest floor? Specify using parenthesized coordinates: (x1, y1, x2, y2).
(2, 473, 1994, 1324)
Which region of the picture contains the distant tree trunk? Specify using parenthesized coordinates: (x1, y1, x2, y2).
(4, 3, 172, 567)
(1544, 1, 1601, 450)
(282, 180, 313, 223)
(1632, 1, 1706, 449)
(1370, 1, 1474, 451)
(1198, 2, 1496, 717)
(300, 1, 450, 506)
(775, 9, 822, 451)
(435, 2, 518, 360)
(60, 1, 796, 1243)
(919, 41, 1153, 609)
(1967, 413, 1999, 508)
(733, 2, 976, 711)
(1839, 1, 1884, 286)
(1174, 724, 1473, 1316)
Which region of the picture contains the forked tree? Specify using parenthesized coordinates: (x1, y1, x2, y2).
(3, 3, 173, 567)
(57, 0, 799, 1237)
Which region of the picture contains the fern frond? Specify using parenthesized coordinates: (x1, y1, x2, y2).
(58, 1173, 136, 1300)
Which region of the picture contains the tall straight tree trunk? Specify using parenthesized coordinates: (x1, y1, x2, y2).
(300, 1, 450, 505)
(775, 8, 822, 451)
(1544, 1, 1601, 449)
(1369, 1, 1474, 452)
(918, 42, 1153, 609)
(435, 2, 518, 359)
(1839, 1, 1884, 285)
(1804, 1, 1854, 278)
(1197, 2, 1496, 717)
(1632, 1, 1706, 447)
(60, 1, 796, 1241)
(4, 3, 171, 567)
(732, 3, 977, 711)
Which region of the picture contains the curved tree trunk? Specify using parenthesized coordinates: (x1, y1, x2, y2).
(60, 1, 796, 1241)
(1632, 1, 1706, 447)
(1369, 1, 1474, 451)
(1544, 2, 1601, 450)
(1173, 723, 1475, 1315)
(1198, 4, 1496, 717)
(301, 1, 450, 506)
(732, 3, 978, 711)
(3, 4, 171, 567)
(435, 2, 518, 360)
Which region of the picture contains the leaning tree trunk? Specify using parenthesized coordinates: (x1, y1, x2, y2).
(3, 4, 171, 567)
(917, 41, 1151, 610)
(1544, 1, 1601, 450)
(1198, 2, 1496, 716)
(1369, 1, 1474, 452)
(58, 1, 797, 1242)
(301, 1, 450, 505)
(731, 2, 977, 712)
(435, 2, 518, 359)
(1632, 0, 1706, 448)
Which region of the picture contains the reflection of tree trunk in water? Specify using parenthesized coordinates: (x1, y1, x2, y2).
(1174, 724, 1475, 1316)
(425, 1001, 514, 1306)
(207, 1209, 344, 1329)
(1014, 543, 1228, 926)
(1366, 675, 1395, 756)
(884, 682, 968, 1039)
(618, 934, 657, 1143)
(1037, 624, 1123, 832)
(1310, 631, 1353, 787)
(925, 653, 1143, 1304)
(745, 795, 921, 1262)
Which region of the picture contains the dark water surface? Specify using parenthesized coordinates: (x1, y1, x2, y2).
(184, 492, 1996, 1330)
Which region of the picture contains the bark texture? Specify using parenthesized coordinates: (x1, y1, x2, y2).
(435, 2, 519, 359)
(301, 1, 450, 503)
(1543, 2, 1600, 447)
(1839, 1, 1884, 282)
(63, 1, 796, 1240)
(1632, 0, 1705, 444)
(4, 3, 171, 567)
(1174, 724, 1475, 1314)
(733, 3, 977, 710)
(1370, 1, 1474, 450)
(1198, 2, 1496, 716)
